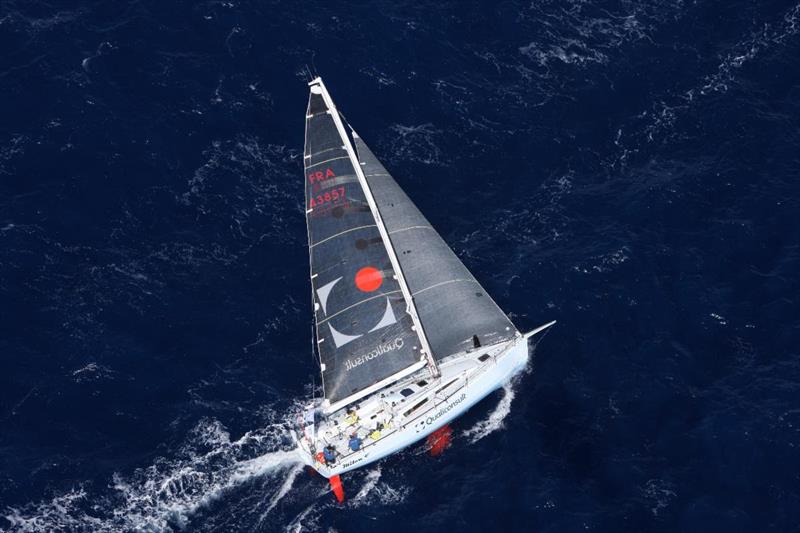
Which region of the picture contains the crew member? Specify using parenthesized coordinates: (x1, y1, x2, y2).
(345, 408, 359, 426)
(369, 423, 384, 441)
(348, 433, 362, 452)
(322, 444, 337, 465)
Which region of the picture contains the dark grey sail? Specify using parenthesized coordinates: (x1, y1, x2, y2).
(353, 134, 517, 360)
(304, 81, 425, 412)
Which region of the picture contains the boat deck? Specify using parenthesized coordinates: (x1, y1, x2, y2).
(297, 340, 514, 468)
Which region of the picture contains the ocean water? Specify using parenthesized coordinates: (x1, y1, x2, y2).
(1, 0, 799, 531)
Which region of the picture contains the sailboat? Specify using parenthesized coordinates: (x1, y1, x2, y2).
(292, 77, 555, 501)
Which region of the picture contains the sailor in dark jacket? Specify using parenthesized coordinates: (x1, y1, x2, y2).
(323, 444, 337, 465)
(348, 433, 362, 452)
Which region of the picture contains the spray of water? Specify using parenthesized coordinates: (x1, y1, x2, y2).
(3, 418, 303, 532)
(461, 382, 517, 444)
(258, 464, 304, 524)
(351, 467, 383, 503)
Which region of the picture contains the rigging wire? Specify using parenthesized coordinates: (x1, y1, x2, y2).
(337, 109, 357, 135)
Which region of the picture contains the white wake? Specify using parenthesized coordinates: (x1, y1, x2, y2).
(283, 465, 410, 532)
(4, 418, 302, 532)
(258, 463, 304, 523)
(461, 382, 517, 444)
(351, 467, 383, 503)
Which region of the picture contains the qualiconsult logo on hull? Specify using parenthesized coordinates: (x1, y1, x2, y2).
(344, 337, 404, 372)
(420, 393, 467, 430)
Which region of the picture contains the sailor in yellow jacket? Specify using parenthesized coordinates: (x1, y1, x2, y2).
(369, 422, 384, 441)
(344, 407, 359, 427)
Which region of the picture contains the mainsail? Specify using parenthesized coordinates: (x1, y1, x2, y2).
(353, 135, 518, 360)
(304, 79, 427, 413)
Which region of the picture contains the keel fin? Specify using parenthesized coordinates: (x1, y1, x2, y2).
(329, 474, 345, 503)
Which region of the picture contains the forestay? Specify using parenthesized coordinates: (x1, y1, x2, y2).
(304, 80, 425, 413)
(353, 135, 518, 360)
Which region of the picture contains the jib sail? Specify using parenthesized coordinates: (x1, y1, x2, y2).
(353, 135, 518, 360)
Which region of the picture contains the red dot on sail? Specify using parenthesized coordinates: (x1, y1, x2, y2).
(355, 266, 383, 292)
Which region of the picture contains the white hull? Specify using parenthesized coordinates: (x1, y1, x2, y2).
(293, 334, 531, 477)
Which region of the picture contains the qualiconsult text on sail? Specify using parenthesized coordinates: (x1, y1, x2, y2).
(344, 337, 405, 372)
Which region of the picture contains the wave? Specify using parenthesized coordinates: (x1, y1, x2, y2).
(285, 497, 327, 533)
(349, 466, 408, 507)
(351, 467, 383, 504)
(642, 479, 677, 516)
(383, 123, 447, 167)
(613, 2, 800, 158)
(460, 349, 537, 445)
(257, 464, 304, 524)
(3, 418, 301, 532)
(283, 465, 410, 532)
(698, 3, 800, 97)
(462, 382, 516, 444)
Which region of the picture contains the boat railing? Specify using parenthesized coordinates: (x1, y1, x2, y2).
(431, 335, 521, 407)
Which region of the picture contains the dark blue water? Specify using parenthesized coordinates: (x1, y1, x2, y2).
(2, 1, 799, 531)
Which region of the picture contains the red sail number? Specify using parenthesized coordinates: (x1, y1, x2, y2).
(309, 186, 346, 208)
(308, 167, 336, 184)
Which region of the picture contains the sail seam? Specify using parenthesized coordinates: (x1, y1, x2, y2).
(310, 224, 377, 248)
(316, 289, 403, 324)
(388, 225, 433, 235)
(412, 278, 479, 297)
(306, 155, 350, 169)
(305, 146, 343, 160)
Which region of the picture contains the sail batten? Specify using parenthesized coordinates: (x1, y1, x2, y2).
(309, 224, 377, 249)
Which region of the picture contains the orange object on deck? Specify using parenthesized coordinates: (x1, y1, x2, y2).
(427, 424, 452, 456)
(329, 474, 345, 503)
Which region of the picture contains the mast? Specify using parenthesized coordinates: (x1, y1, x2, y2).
(310, 77, 440, 378)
